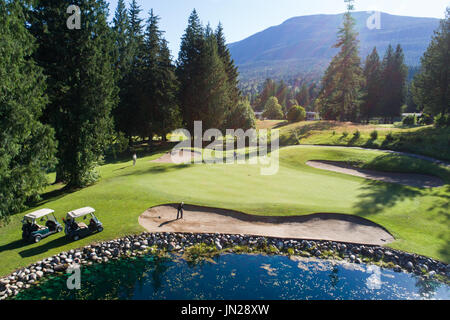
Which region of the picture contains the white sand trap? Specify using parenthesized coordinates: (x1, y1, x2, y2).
(306, 160, 444, 188)
(139, 205, 394, 245)
(152, 150, 202, 164)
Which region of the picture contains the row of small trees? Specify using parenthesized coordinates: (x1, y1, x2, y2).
(411, 8, 450, 124)
(261, 97, 306, 123)
(253, 79, 319, 114)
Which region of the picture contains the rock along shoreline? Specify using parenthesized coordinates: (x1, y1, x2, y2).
(1, 232, 449, 300)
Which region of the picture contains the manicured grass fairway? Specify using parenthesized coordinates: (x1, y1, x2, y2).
(0, 146, 449, 276)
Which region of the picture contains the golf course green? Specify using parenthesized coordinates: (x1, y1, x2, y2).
(0, 145, 449, 277)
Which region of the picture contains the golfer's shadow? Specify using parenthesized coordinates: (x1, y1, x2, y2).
(158, 218, 179, 228)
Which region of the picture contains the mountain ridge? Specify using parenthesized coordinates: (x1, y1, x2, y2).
(228, 11, 440, 83)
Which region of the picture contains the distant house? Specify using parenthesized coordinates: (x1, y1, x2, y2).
(254, 111, 264, 120)
(402, 113, 422, 118)
(306, 112, 318, 121)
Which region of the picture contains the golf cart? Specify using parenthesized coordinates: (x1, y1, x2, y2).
(22, 209, 63, 243)
(63, 207, 103, 241)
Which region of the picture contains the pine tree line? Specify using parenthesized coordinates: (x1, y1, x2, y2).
(412, 7, 449, 124)
(317, 1, 408, 123)
(0, 1, 251, 222)
(0, 0, 57, 222)
(176, 10, 253, 134)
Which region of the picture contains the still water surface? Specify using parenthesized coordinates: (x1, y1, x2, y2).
(14, 254, 450, 300)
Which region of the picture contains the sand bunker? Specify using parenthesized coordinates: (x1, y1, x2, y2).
(152, 150, 202, 164)
(139, 204, 394, 245)
(306, 160, 444, 188)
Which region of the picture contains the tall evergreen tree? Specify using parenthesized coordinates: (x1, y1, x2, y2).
(156, 39, 182, 140)
(254, 79, 276, 111)
(0, 0, 57, 221)
(216, 22, 250, 130)
(140, 9, 181, 141)
(177, 9, 206, 134)
(30, 0, 118, 188)
(112, 0, 132, 139)
(112, 0, 131, 75)
(318, 0, 364, 121)
(177, 11, 230, 132)
(275, 80, 289, 113)
(361, 47, 381, 121)
(296, 83, 310, 108)
(215, 23, 241, 108)
(120, 0, 145, 140)
(198, 24, 230, 130)
(413, 7, 449, 117)
(379, 44, 408, 122)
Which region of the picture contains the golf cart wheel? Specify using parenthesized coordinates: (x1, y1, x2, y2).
(97, 227, 104, 233)
(73, 235, 80, 241)
(34, 235, 42, 243)
(57, 226, 63, 233)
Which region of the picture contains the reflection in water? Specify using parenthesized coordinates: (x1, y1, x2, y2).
(14, 254, 450, 300)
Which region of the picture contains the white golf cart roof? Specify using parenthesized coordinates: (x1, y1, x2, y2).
(67, 207, 96, 219)
(25, 209, 55, 220)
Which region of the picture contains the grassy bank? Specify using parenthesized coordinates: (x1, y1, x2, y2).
(257, 120, 450, 161)
(0, 146, 449, 276)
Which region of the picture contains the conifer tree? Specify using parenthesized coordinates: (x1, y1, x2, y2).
(215, 23, 241, 108)
(112, 0, 132, 139)
(198, 24, 231, 130)
(254, 79, 276, 111)
(140, 10, 181, 141)
(318, 0, 364, 121)
(121, 0, 145, 140)
(30, 0, 118, 188)
(0, 0, 57, 221)
(177, 11, 231, 132)
(413, 7, 449, 117)
(177, 9, 206, 133)
(379, 44, 408, 122)
(296, 83, 310, 108)
(361, 47, 381, 122)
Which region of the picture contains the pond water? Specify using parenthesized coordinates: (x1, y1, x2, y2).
(14, 254, 450, 300)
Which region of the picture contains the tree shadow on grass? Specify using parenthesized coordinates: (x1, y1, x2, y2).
(35, 185, 75, 207)
(18, 236, 73, 258)
(354, 179, 450, 262)
(353, 180, 423, 216)
(121, 164, 192, 177)
(0, 239, 30, 253)
(429, 185, 450, 262)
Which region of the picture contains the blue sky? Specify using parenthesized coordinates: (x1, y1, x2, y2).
(106, 0, 449, 57)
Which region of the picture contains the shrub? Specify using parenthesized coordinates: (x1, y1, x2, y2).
(435, 113, 450, 128)
(262, 96, 285, 120)
(353, 130, 361, 139)
(106, 132, 129, 159)
(402, 115, 416, 126)
(418, 113, 434, 125)
(370, 130, 378, 140)
(342, 131, 349, 138)
(385, 132, 394, 142)
(286, 105, 306, 123)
